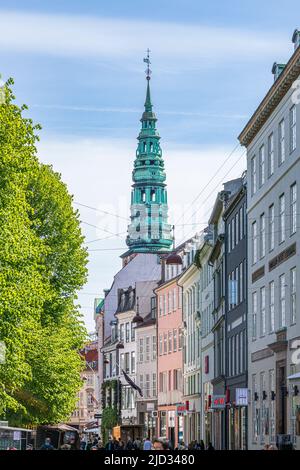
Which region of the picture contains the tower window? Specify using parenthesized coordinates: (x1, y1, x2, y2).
(141, 190, 146, 202)
(151, 190, 156, 202)
(143, 142, 146, 152)
(150, 142, 153, 152)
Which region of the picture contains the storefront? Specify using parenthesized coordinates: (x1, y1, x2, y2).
(158, 406, 184, 449)
(211, 395, 226, 450)
(228, 388, 248, 450)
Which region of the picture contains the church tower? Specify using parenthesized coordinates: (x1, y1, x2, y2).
(126, 52, 173, 254)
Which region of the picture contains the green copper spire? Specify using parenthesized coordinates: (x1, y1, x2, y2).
(126, 51, 173, 254)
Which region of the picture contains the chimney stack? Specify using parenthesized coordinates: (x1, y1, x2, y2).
(272, 62, 286, 81)
(292, 29, 300, 50)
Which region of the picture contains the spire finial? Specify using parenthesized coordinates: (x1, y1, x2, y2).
(143, 48, 152, 81)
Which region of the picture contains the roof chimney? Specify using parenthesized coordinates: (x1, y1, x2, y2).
(292, 29, 300, 50)
(272, 62, 286, 81)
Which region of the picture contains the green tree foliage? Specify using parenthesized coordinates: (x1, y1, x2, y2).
(0, 79, 88, 424)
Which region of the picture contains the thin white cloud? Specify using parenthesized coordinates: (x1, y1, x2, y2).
(32, 103, 247, 119)
(0, 10, 289, 67)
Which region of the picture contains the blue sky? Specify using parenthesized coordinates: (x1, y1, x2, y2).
(0, 1, 299, 330)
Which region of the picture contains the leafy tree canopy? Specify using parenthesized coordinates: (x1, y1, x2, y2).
(0, 79, 88, 424)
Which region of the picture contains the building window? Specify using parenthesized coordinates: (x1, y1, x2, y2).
(125, 322, 130, 343)
(260, 213, 265, 258)
(235, 212, 239, 246)
(231, 218, 235, 250)
(178, 328, 183, 350)
(140, 375, 144, 395)
(269, 281, 275, 333)
(164, 294, 167, 315)
(290, 183, 297, 235)
(163, 333, 167, 354)
(252, 292, 257, 340)
(168, 291, 172, 313)
(251, 156, 257, 195)
(252, 221, 258, 264)
(159, 295, 163, 316)
(145, 336, 150, 361)
(290, 105, 297, 153)
(239, 262, 244, 303)
(168, 330, 172, 353)
(228, 221, 231, 253)
(131, 351, 135, 374)
(145, 374, 150, 398)
(291, 267, 296, 325)
(120, 324, 124, 342)
(131, 322, 135, 341)
(279, 194, 285, 243)
(152, 335, 157, 360)
(152, 373, 157, 397)
(173, 288, 177, 311)
(239, 206, 244, 240)
(159, 334, 163, 356)
(279, 119, 285, 165)
(260, 287, 266, 336)
(139, 338, 144, 362)
(279, 274, 286, 327)
(259, 145, 265, 187)
(173, 329, 177, 352)
(268, 133, 274, 176)
(269, 204, 275, 251)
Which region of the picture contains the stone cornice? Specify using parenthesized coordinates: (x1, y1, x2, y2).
(239, 46, 300, 147)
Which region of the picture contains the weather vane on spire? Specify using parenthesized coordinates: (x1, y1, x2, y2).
(143, 48, 152, 81)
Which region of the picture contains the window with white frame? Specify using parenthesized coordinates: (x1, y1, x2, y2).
(152, 373, 156, 397)
(173, 288, 177, 311)
(173, 329, 177, 352)
(290, 183, 297, 235)
(279, 274, 286, 327)
(252, 221, 258, 264)
(131, 351, 135, 374)
(163, 333, 167, 354)
(145, 374, 150, 398)
(139, 338, 144, 362)
(291, 267, 296, 325)
(259, 144, 265, 187)
(168, 330, 172, 353)
(239, 206, 243, 240)
(268, 132, 274, 177)
(269, 281, 275, 333)
(159, 295, 163, 316)
(279, 119, 285, 165)
(152, 335, 156, 360)
(159, 334, 163, 356)
(145, 336, 150, 361)
(279, 194, 285, 243)
(290, 105, 296, 153)
(269, 204, 275, 251)
(252, 292, 257, 340)
(251, 156, 257, 195)
(260, 287, 266, 336)
(168, 291, 172, 313)
(260, 213, 265, 258)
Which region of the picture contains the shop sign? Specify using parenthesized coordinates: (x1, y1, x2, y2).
(235, 388, 248, 406)
(176, 403, 187, 416)
(211, 395, 226, 409)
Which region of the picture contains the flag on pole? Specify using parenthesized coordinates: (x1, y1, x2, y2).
(122, 369, 143, 397)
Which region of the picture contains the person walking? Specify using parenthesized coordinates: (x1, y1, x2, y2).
(143, 436, 152, 450)
(207, 442, 215, 451)
(125, 437, 135, 450)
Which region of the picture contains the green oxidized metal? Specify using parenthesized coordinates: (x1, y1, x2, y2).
(126, 77, 173, 253)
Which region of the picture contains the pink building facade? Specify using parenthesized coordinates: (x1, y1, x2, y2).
(155, 263, 185, 449)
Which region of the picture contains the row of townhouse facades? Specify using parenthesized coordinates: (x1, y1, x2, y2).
(93, 29, 300, 449)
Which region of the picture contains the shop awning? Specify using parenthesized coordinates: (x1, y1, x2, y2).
(287, 372, 300, 380)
